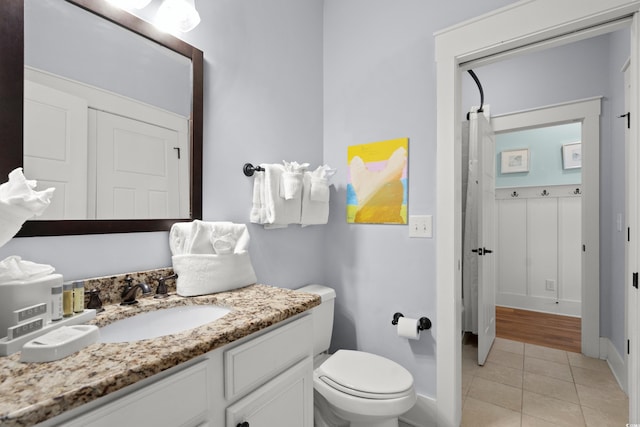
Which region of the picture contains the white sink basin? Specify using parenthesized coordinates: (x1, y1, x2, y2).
(98, 305, 231, 343)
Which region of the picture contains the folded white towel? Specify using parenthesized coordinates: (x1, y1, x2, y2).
(250, 170, 266, 224)
(262, 164, 302, 227)
(280, 161, 309, 200)
(300, 165, 335, 226)
(209, 221, 250, 254)
(173, 252, 257, 296)
(0, 168, 55, 248)
(169, 220, 215, 255)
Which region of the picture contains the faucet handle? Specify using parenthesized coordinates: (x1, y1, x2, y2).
(87, 289, 104, 313)
(154, 273, 177, 299)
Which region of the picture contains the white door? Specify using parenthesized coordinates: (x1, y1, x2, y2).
(473, 112, 496, 365)
(95, 110, 181, 219)
(624, 58, 639, 422)
(23, 81, 88, 219)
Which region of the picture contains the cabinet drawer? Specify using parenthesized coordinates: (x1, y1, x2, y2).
(64, 360, 209, 427)
(224, 315, 311, 400)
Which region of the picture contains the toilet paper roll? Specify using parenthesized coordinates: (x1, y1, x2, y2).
(397, 316, 420, 340)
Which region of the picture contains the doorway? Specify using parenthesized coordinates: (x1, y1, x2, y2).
(434, 2, 640, 426)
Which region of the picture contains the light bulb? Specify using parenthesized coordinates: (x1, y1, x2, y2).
(106, 0, 152, 10)
(156, 0, 201, 33)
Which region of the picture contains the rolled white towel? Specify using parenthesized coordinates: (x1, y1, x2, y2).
(169, 222, 192, 255)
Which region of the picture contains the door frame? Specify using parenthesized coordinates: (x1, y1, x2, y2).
(434, 1, 640, 426)
(491, 97, 601, 357)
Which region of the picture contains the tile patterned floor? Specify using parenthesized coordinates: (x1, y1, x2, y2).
(462, 337, 629, 426)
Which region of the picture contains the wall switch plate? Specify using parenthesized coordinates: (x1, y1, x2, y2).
(409, 215, 432, 238)
(545, 279, 556, 292)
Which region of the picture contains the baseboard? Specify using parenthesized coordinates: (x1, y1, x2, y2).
(600, 336, 628, 393)
(400, 393, 437, 427)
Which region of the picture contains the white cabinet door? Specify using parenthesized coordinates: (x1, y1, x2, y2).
(63, 361, 209, 427)
(225, 359, 313, 427)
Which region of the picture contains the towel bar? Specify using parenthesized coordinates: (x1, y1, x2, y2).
(243, 163, 265, 177)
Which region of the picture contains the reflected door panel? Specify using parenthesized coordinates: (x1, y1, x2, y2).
(23, 80, 88, 219)
(95, 111, 180, 219)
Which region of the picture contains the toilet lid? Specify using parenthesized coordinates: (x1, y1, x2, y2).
(316, 350, 414, 399)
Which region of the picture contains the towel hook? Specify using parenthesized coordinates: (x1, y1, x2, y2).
(243, 163, 265, 177)
(511, 191, 519, 198)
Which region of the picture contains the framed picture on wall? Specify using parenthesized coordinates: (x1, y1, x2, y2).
(500, 148, 529, 174)
(562, 142, 582, 169)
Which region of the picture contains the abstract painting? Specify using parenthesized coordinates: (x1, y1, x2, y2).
(347, 138, 408, 224)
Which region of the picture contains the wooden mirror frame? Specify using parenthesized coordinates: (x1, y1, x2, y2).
(0, 0, 203, 237)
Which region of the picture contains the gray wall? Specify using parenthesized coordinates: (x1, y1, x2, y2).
(461, 30, 630, 358)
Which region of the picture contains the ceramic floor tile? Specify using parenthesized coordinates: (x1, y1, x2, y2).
(462, 353, 480, 377)
(523, 372, 579, 404)
(461, 396, 522, 427)
(524, 356, 573, 382)
(493, 337, 525, 355)
(525, 343, 569, 365)
(571, 365, 618, 391)
(487, 348, 525, 370)
(566, 352, 610, 373)
(475, 361, 524, 389)
(462, 369, 473, 398)
(575, 383, 629, 415)
(468, 376, 523, 412)
(521, 414, 567, 427)
(522, 390, 585, 427)
(581, 405, 629, 427)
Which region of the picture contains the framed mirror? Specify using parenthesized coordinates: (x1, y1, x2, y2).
(0, 0, 203, 237)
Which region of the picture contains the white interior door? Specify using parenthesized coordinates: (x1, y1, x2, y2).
(474, 112, 496, 365)
(95, 110, 181, 219)
(23, 80, 88, 219)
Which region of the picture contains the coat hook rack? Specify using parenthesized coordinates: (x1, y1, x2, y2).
(391, 312, 432, 331)
(243, 163, 265, 177)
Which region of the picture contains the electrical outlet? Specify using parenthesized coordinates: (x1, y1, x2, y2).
(409, 215, 432, 238)
(545, 279, 556, 291)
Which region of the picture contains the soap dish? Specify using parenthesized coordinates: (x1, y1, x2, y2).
(20, 325, 99, 363)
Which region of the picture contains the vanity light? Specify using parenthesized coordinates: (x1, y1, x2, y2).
(156, 0, 201, 33)
(106, 0, 152, 10)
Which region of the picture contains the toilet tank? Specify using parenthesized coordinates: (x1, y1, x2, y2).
(297, 284, 336, 356)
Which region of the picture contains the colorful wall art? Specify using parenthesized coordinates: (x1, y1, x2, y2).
(347, 138, 408, 224)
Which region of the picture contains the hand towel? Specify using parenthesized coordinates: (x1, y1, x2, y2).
(250, 170, 266, 224)
(169, 220, 215, 255)
(0, 168, 55, 248)
(263, 163, 302, 227)
(280, 161, 309, 200)
(300, 165, 336, 226)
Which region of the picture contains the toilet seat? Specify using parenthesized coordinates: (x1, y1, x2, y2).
(316, 350, 414, 400)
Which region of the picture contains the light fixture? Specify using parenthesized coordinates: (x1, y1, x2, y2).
(106, 0, 152, 10)
(156, 0, 201, 33)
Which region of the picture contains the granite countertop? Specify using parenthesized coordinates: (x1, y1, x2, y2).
(0, 284, 320, 426)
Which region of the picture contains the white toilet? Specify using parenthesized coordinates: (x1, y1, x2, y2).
(298, 284, 417, 427)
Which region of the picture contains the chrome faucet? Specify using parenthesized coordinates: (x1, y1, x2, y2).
(120, 275, 152, 305)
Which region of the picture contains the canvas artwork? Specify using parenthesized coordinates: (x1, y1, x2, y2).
(347, 138, 408, 224)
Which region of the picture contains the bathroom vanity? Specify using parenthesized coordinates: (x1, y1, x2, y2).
(0, 283, 320, 426)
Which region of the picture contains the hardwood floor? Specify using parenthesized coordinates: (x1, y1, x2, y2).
(495, 306, 581, 353)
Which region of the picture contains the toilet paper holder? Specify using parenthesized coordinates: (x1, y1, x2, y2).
(391, 312, 432, 331)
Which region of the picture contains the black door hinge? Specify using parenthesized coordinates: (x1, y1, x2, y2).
(619, 112, 631, 129)
(628, 339, 630, 355)
(634, 272, 638, 289)
(629, 227, 631, 242)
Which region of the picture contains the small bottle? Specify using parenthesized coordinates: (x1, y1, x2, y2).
(51, 284, 63, 321)
(73, 281, 85, 313)
(63, 282, 74, 317)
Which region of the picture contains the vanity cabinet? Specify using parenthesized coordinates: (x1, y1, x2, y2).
(46, 314, 313, 427)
